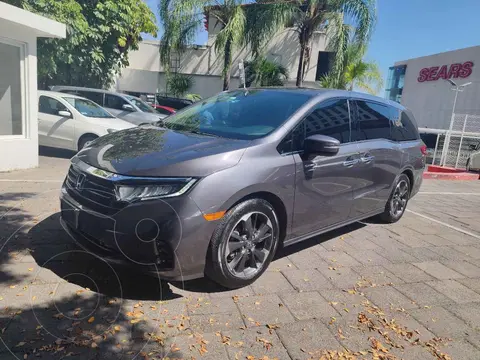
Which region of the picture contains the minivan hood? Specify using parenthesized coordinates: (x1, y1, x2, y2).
(76, 126, 250, 177)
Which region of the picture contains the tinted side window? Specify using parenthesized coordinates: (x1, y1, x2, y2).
(354, 101, 391, 141)
(38, 96, 67, 115)
(77, 91, 104, 106)
(390, 108, 419, 141)
(105, 94, 128, 110)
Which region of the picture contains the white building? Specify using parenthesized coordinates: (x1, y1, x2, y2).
(386, 46, 480, 130)
(0, 2, 66, 172)
(115, 11, 330, 98)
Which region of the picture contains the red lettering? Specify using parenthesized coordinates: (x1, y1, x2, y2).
(436, 65, 448, 80)
(459, 61, 474, 78)
(426, 66, 439, 81)
(448, 63, 462, 78)
(417, 68, 429, 82)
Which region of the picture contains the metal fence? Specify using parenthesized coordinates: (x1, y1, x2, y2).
(426, 113, 480, 169)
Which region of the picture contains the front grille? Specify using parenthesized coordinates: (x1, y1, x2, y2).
(65, 165, 124, 215)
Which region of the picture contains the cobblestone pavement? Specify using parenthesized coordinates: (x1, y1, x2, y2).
(0, 154, 480, 359)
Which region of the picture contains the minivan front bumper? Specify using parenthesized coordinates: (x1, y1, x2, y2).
(60, 185, 217, 281)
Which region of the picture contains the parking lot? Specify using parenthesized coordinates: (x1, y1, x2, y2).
(1, 152, 480, 360)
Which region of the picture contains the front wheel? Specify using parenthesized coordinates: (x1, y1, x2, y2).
(205, 199, 280, 289)
(378, 174, 411, 224)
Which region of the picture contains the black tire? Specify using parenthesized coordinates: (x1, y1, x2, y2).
(205, 198, 280, 289)
(378, 174, 411, 224)
(78, 135, 98, 151)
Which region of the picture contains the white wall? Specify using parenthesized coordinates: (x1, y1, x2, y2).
(398, 46, 480, 130)
(0, 25, 38, 172)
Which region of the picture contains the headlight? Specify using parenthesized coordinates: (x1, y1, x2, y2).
(114, 178, 197, 202)
(107, 128, 117, 134)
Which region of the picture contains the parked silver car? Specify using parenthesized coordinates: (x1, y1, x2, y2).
(50, 86, 166, 125)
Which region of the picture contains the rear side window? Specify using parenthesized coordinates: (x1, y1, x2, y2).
(353, 100, 391, 141)
(390, 108, 420, 141)
(77, 91, 104, 106)
(105, 94, 129, 110)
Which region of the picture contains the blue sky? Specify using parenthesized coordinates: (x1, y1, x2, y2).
(146, 0, 480, 81)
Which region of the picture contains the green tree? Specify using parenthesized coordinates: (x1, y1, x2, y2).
(159, 0, 290, 91)
(167, 73, 195, 97)
(244, 57, 289, 87)
(319, 42, 383, 94)
(6, 0, 157, 89)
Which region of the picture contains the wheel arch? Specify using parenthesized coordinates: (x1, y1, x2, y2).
(77, 133, 99, 151)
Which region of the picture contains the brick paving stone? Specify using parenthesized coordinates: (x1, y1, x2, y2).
(250, 271, 295, 295)
(390, 345, 437, 360)
(456, 277, 480, 294)
(208, 285, 255, 298)
(268, 256, 297, 272)
(286, 249, 330, 270)
(189, 312, 245, 333)
(429, 246, 476, 261)
(381, 309, 436, 342)
(420, 234, 456, 247)
(317, 266, 359, 289)
(409, 306, 473, 338)
(402, 247, 447, 262)
(319, 289, 367, 321)
(440, 260, 480, 277)
(437, 339, 480, 360)
(383, 263, 435, 283)
(426, 280, 480, 304)
(394, 235, 433, 248)
(467, 333, 480, 348)
(446, 302, 480, 329)
(352, 265, 404, 286)
(316, 250, 362, 267)
(187, 296, 239, 315)
(343, 236, 381, 250)
(280, 291, 339, 320)
(319, 238, 358, 253)
(364, 286, 418, 310)
(346, 250, 391, 266)
(276, 319, 343, 360)
(413, 261, 464, 280)
(281, 269, 335, 292)
(325, 317, 374, 352)
(394, 283, 451, 306)
(452, 246, 480, 259)
(236, 294, 295, 327)
(364, 234, 409, 252)
(163, 332, 228, 360)
(222, 327, 290, 360)
(373, 248, 420, 263)
(438, 232, 478, 246)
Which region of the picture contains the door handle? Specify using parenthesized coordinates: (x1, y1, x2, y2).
(343, 159, 359, 167)
(360, 155, 375, 164)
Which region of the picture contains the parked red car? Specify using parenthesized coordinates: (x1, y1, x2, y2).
(151, 104, 176, 116)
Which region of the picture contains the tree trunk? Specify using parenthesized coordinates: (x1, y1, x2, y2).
(223, 39, 232, 91)
(296, 43, 305, 87)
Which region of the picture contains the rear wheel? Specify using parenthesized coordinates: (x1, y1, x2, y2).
(205, 199, 280, 289)
(378, 174, 410, 223)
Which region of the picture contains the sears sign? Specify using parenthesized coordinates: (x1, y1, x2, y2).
(417, 61, 474, 82)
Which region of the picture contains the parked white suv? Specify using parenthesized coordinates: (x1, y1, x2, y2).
(38, 91, 134, 151)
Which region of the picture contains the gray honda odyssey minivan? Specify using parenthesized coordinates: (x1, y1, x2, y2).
(60, 88, 426, 289)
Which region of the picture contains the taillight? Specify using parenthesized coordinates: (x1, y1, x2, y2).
(420, 144, 427, 156)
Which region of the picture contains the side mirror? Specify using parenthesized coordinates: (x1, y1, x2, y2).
(58, 110, 72, 118)
(304, 134, 340, 156)
(122, 104, 134, 111)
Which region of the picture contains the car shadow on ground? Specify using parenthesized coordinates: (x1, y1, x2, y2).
(28, 212, 368, 299)
(39, 146, 76, 159)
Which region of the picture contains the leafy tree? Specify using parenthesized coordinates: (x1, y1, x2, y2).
(6, 0, 157, 89)
(244, 57, 289, 87)
(159, 0, 290, 91)
(318, 42, 383, 94)
(167, 73, 195, 97)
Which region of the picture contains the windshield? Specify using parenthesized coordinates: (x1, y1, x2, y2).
(125, 95, 156, 113)
(63, 97, 115, 118)
(162, 90, 311, 140)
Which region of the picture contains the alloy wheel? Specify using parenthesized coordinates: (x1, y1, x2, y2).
(224, 212, 274, 279)
(390, 180, 409, 217)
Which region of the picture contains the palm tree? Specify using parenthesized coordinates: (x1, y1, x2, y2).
(244, 57, 289, 87)
(257, 0, 376, 87)
(159, 0, 290, 91)
(318, 42, 383, 94)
